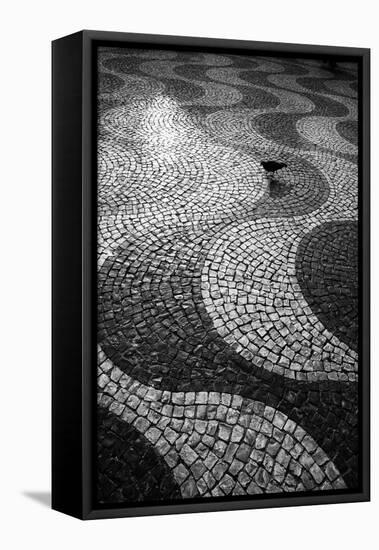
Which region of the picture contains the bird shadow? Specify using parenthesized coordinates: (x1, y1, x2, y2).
(22, 491, 51, 508)
(268, 176, 292, 198)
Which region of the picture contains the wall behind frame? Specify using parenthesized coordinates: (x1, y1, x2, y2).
(1, 0, 377, 548)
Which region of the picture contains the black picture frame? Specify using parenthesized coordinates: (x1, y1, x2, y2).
(52, 30, 370, 520)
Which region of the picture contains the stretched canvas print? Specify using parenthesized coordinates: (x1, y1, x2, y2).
(96, 47, 360, 503)
(52, 31, 370, 519)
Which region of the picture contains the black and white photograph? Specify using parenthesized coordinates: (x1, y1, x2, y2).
(96, 45, 362, 505)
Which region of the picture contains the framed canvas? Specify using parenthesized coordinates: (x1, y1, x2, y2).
(52, 30, 370, 520)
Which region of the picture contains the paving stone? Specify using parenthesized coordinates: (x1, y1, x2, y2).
(213, 461, 229, 481)
(174, 463, 190, 483)
(180, 444, 198, 466)
(219, 474, 235, 495)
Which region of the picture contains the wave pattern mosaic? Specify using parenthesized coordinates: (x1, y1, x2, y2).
(96, 46, 359, 505)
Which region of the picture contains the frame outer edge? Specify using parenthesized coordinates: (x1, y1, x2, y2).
(52, 31, 85, 519)
(82, 30, 94, 519)
(361, 48, 370, 501)
(60, 30, 370, 520)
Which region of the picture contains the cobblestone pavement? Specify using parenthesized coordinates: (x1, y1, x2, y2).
(96, 47, 359, 505)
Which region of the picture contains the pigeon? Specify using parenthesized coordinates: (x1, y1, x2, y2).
(261, 161, 287, 174)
